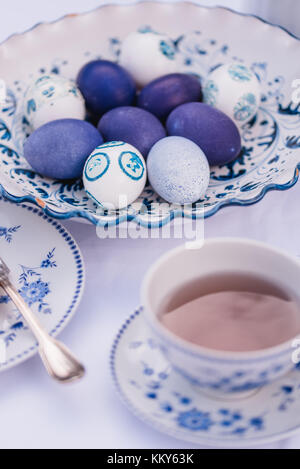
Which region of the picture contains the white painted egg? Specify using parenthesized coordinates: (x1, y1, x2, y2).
(83, 141, 147, 210)
(24, 74, 85, 130)
(119, 31, 178, 88)
(203, 63, 261, 125)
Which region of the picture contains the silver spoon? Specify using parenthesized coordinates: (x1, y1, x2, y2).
(0, 256, 85, 383)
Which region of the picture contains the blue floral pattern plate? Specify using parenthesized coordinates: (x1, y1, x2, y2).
(0, 196, 84, 371)
(111, 309, 300, 447)
(0, 1, 300, 228)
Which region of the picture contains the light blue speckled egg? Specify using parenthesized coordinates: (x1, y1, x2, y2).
(147, 136, 210, 204)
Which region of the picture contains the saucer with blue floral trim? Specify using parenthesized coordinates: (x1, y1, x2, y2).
(0, 196, 84, 372)
(111, 308, 300, 447)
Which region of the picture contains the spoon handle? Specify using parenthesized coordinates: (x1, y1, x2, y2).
(1, 280, 85, 383)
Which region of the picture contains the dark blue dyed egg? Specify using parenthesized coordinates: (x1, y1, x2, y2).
(23, 119, 103, 180)
(137, 73, 202, 121)
(98, 106, 166, 157)
(76, 60, 136, 116)
(166, 102, 241, 166)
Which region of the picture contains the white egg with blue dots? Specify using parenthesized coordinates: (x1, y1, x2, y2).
(203, 63, 261, 125)
(119, 31, 178, 88)
(24, 74, 85, 130)
(83, 141, 147, 210)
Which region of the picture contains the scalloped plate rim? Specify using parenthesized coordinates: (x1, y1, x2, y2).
(0, 196, 86, 372)
(0, 0, 300, 226)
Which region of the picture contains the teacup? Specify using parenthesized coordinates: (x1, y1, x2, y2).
(141, 238, 300, 397)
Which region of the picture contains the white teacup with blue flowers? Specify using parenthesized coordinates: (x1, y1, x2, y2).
(141, 238, 300, 397)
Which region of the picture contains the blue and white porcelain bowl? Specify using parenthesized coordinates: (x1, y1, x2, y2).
(0, 0, 300, 229)
(141, 239, 300, 396)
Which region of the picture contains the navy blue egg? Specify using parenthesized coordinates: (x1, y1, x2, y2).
(137, 73, 202, 121)
(23, 119, 103, 180)
(166, 102, 241, 166)
(98, 106, 166, 157)
(76, 60, 136, 116)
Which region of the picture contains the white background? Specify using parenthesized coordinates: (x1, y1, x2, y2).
(0, 0, 300, 450)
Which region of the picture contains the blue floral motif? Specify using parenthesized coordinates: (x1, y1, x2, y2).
(159, 40, 176, 60)
(26, 98, 36, 115)
(234, 93, 257, 121)
(0, 248, 58, 343)
(0, 225, 21, 243)
(0, 120, 11, 141)
(40, 248, 57, 268)
(1, 89, 17, 116)
(228, 64, 252, 81)
(203, 79, 219, 106)
(286, 136, 300, 149)
(16, 249, 57, 314)
(19, 279, 50, 306)
(177, 408, 214, 431)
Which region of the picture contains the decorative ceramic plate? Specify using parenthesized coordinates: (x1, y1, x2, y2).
(0, 0, 300, 228)
(0, 196, 84, 371)
(111, 308, 300, 448)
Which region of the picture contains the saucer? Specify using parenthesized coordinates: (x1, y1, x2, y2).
(0, 196, 85, 371)
(111, 308, 300, 447)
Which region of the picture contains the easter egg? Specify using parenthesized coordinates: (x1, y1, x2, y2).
(83, 141, 146, 210)
(203, 63, 261, 125)
(166, 102, 241, 166)
(76, 60, 136, 116)
(147, 136, 210, 204)
(137, 73, 202, 121)
(98, 106, 166, 157)
(24, 74, 85, 130)
(119, 31, 178, 88)
(23, 119, 103, 180)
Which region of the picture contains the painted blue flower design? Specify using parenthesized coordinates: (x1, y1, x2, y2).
(26, 99, 36, 115)
(0, 120, 12, 141)
(177, 408, 214, 431)
(203, 80, 219, 106)
(0, 225, 21, 243)
(20, 279, 50, 306)
(16, 249, 57, 313)
(228, 64, 252, 81)
(40, 248, 57, 268)
(234, 93, 257, 121)
(159, 40, 176, 60)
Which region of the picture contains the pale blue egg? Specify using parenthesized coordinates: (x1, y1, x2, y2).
(147, 136, 210, 204)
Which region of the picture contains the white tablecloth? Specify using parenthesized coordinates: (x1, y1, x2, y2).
(0, 0, 299, 449)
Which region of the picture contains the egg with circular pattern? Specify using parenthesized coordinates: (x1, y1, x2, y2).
(203, 63, 261, 125)
(83, 141, 147, 210)
(24, 74, 85, 130)
(119, 30, 178, 88)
